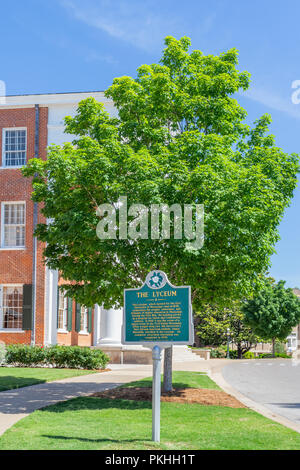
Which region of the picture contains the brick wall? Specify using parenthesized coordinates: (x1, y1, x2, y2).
(0, 106, 48, 345)
(0, 105, 94, 347)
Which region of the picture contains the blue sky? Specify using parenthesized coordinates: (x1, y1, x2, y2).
(1, 0, 300, 287)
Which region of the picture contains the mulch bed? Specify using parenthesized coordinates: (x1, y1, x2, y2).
(92, 387, 246, 408)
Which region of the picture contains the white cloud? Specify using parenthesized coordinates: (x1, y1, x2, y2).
(60, 0, 212, 53)
(85, 51, 118, 65)
(241, 85, 300, 120)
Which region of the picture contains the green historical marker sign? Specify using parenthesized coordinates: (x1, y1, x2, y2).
(123, 270, 193, 443)
(123, 270, 193, 346)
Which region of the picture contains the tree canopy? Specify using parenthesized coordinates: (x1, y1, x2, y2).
(195, 302, 261, 358)
(23, 36, 299, 310)
(243, 279, 300, 350)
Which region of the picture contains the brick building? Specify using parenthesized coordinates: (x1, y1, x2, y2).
(0, 92, 125, 352)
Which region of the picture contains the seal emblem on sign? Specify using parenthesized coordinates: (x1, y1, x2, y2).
(145, 270, 167, 289)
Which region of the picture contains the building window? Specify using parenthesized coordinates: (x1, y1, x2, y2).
(0, 285, 23, 330)
(80, 306, 88, 333)
(3, 129, 27, 167)
(287, 333, 297, 352)
(1, 203, 25, 248)
(58, 290, 68, 331)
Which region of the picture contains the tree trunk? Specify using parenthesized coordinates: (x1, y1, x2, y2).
(163, 346, 173, 392)
(272, 338, 276, 358)
(237, 344, 243, 359)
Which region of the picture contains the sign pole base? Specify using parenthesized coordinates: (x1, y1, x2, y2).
(152, 345, 162, 442)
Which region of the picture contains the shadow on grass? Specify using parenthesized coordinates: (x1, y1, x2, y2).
(39, 396, 152, 413)
(41, 435, 149, 444)
(122, 372, 208, 390)
(38, 399, 155, 447)
(122, 378, 195, 389)
(0, 376, 45, 393)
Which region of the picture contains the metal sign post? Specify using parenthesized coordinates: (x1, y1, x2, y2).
(122, 270, 193, 443)
(152, 345, 162, 442)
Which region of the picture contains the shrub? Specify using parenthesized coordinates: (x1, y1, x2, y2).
(45, 346, 109, 370)
(275, 341, 287, 355)
(210, 347, 226, 358)
(210, 348, 256, 359)
(6, 344, 45, 367)
(5, 345, 109, 370)
(243, 351, 255, 359)
(229, 350, 238, 359)
(258, 352, 291, 359)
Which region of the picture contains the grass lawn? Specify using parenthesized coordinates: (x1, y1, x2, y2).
(1, 371, 300, 450)
(0, 367, 100, 392)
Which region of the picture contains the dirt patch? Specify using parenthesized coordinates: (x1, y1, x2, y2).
(92, 387, 246, 408)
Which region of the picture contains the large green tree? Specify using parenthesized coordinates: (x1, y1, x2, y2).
(23, 36, 299, 388)
(196, 303, 261, 359)
(243, 280, 300, 356)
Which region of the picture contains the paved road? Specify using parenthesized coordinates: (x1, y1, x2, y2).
(222, 359, 300, 425)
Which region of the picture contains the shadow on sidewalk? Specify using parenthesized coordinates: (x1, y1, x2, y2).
(0, 382, 126, 415)
(270, 403, 300, 410)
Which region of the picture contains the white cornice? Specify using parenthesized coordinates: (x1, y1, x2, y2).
(0, 91, 112, 108)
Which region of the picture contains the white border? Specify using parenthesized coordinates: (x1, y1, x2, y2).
(122, 271, 194, 348)
(1, 127, 27, 169)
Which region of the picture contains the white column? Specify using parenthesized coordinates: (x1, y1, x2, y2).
(98, 307, 123, 346)
(44, 268, 58, 346)
(93, 304, 101, 346)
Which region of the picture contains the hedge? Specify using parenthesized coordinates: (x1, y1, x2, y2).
(258, 352, 291, 359)
(5, 345, 109, 370)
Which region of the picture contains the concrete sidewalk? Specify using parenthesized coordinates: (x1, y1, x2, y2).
(0, 359, 212, 437)
(0, 364, 153, 436)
